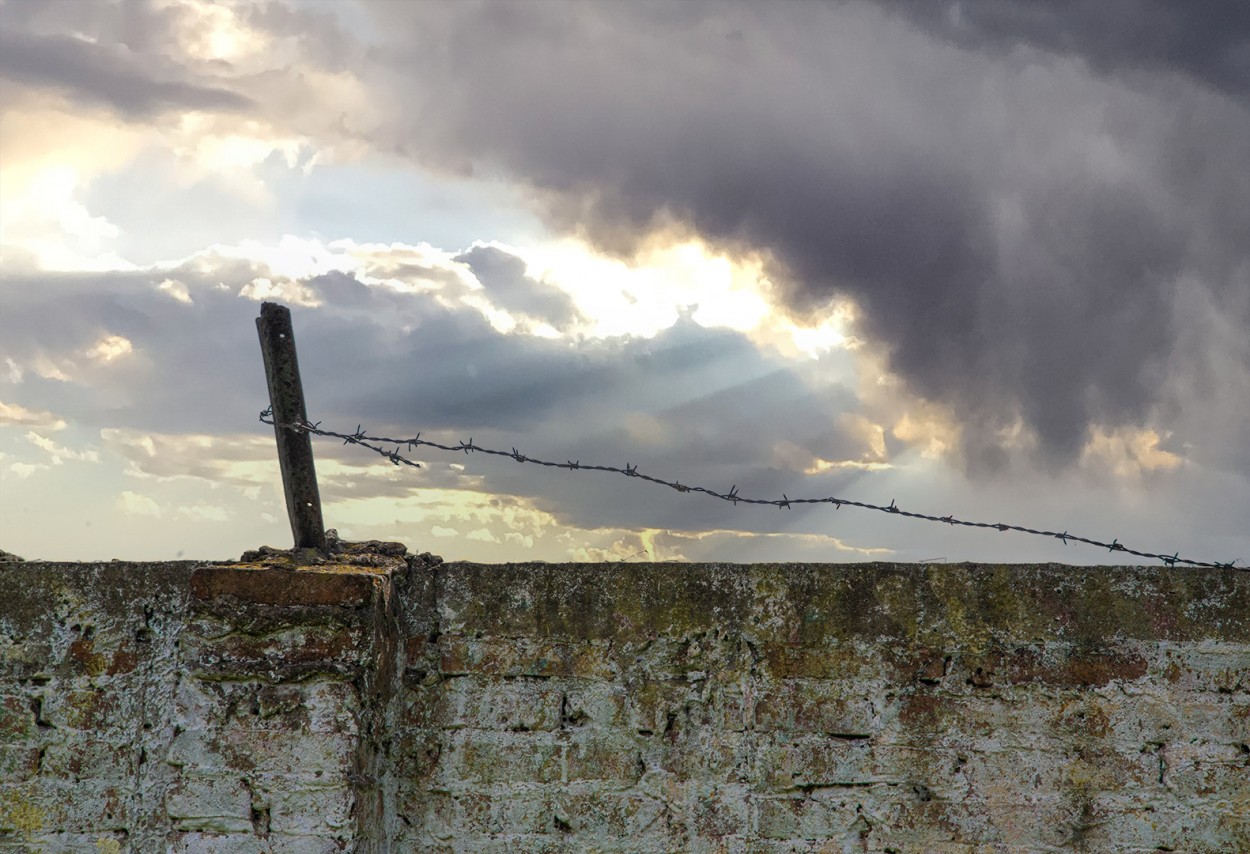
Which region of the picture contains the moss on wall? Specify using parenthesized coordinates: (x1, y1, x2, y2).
(2, 559, 1247, 851)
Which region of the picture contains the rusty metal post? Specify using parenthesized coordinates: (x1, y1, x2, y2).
(256, 302, 327, 551)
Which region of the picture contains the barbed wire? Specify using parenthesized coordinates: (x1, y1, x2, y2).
(260, 408, 1243, 571)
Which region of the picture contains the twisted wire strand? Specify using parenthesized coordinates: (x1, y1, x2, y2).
(260, 409, 1243, 570)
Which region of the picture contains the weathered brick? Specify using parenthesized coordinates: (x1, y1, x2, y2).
(955, 644, 1150, 689)
(190, 566, 379, 608)
(1063, 800, 1250, 852)
(434, 678, 564, 732)
(46, 688, 133, 732)
(876, 799, 1074, 849)
(40, 740, 134, 781)
(401, 684, 438, 729)
(1104, 691, 1182, 744)
(441, 732, 564, 785)
(0, 695, 35, 741)
(567, 791, 671, 838)
(952, 747, 1158, 805)
(883, 643, 954, 686)
(866, 743, 968, 801)
(758, 734, 876, 789)
(760, 642, 881, 681)
(166, 729, 355, 778)
(64, 634, 111, 678)
(1, 780, 53, 835)
(559, 682, 629, 728)
(1178, 696, 1250, 744)
(1161, 741, 1250, 799)
(394, 729, 444, 782)
(404, 790, 457, 841)
(753, 794, 863, 840)
(454, 790, 552, 835)
(165, 773, 252, 833)
(565, 732, 644, 783)
(184, 625, 368, 682)
(753, 681, 878, 735)
(1153, 642, 1250, 693)
(0, 745, 41, 783)
(886, 691, 1066, 748)
(436, 636, 619, 680)
(655, 731, 757, 783)
(174, 680, 358, 734)
(0, 779, 131, 833)
(265, 784, 355, 836)
(166, 831, 269, 853)
(715, 685, 752, 733)
(434, 789, 672, 839)
(628, 680, 704, 734)
(691, 784, 750, 839)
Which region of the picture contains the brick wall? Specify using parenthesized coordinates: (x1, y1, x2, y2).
(0, 555, 399, 853)
(2, 558, 1247, 851)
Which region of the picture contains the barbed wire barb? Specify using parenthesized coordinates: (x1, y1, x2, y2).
(258, 412, 1244, 571)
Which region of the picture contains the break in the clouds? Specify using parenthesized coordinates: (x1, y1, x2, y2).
(3, 2, 1245, 472)
(5, 238, 1243, 565)
(1, 0, 1247, 566)
(335, 1, 1250, 473)
(0, 238, 902, 560)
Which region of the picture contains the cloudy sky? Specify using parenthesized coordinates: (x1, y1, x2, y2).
(1, 0, 1247, 566)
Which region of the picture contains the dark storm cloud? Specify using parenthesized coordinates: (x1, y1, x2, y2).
(349, 0, 1250, 473)
(454, 245, 583, 330)
(876, 0, 1250, 102)
(0, 28, 251, 117)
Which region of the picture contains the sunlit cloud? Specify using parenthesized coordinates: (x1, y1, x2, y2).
(892, 409, 959, 461)
(518, 238, 774, 339)
(29, 356, 74, 383)
(172, 0, 273, 65)
(165, 114, 315, 202)
(25, 431, 99, 465)
(0, 401, 67, 431)
(238, 276, 322, 308)
(782, 301, 861, 359)
(99, 429, 276, 494)
(6, 461, 50, 480)
(158, 278, 194, 304)
(118, 490, 162, 518)
(838, 413, 888, 462)
(0, 96, 144, 271)
(771, 440, 892, 476)
(1081, 427, 1184, 479)
(667, 528, 893, 559)
(85, 334, 134, 363)
(3, 359, 22, 384)
(343, 240, 478, 295)
(178, 235, 351, 282)
(803, 458, 893, 475)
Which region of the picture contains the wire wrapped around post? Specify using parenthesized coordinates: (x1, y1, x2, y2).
(255, 302, 326, 552)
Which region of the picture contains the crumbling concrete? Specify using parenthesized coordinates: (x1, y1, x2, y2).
(2, 558, 1246, 851)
